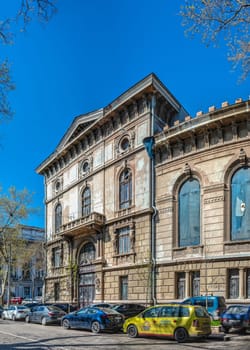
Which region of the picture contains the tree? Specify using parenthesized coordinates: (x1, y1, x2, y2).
(0, 0, 57, 122)
(0, 186, 37, 304)
(180, 0, 250, 80)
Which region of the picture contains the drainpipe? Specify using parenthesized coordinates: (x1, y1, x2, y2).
(143, 94, 157, 305)
(150, 95, 157, 306)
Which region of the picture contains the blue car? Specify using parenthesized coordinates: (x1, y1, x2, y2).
(61, 306, 124, 333)
(220, 304, 250, 334)
(181, 296, 226, 320)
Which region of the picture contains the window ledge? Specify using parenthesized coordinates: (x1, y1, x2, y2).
(113, 252, 135, 258)
(173, 244, 204, 252)
(224, 240, 250, 246)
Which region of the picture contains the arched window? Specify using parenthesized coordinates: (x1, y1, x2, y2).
(178, 178, 200, 247)
(79, 242, 96, 265)
(231, 167, 250, 240)
(119, 168, 132, 209)
(82, 187, 91, 217)
(55, 203, 62, 233)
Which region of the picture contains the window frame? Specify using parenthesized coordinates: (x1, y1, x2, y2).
(119, 168, 132, 210)
(230, 166, 250, 241)
(55, 203, 62, 233)
(178, 178, 201, 247)
(120, 275, 128, 300)
(82, 186, 91, 217)
(228, 269, 239, 299)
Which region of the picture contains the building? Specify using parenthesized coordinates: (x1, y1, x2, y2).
(5, 225, 45, 301)
(37, 73, 250, 306)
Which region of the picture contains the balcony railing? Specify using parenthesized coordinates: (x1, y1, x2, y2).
(60, 212, 105, 237)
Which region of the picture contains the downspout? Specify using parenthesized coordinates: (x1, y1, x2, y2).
(150, 95, 157, 306)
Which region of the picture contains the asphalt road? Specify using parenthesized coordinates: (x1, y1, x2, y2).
(0, 319, 250, 350)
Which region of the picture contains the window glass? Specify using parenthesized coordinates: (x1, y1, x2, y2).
(119, 169, 132, 209)
(117, 226, 130, 254)
(55, 203, 62, 233)
(177, 272, 185, 299)
(143, 307, 160, 318)
(120, 276, 128, 300)
(228, 269, 239, 299)
(79, 243, 95, 265)
(192, 271, 200, 296)
(247, 269, 250, 298)
(82, 187, 91, 217)
(178, 179, 200, 247)
(231, 167, 250, 240)
(195, 307, 209, 317)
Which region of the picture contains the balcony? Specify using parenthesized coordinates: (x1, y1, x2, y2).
(60, 212, 105, 238)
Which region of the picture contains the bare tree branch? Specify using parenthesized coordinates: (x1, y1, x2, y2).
(180, 0, 250, 81)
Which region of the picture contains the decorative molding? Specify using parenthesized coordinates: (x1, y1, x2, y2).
(204, 196, 224, 204)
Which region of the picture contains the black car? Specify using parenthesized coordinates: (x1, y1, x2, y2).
(111, 304, 145, 318)
(52, 303, 78, 313)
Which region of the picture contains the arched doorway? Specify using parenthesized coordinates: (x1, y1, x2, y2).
(78, 242, 96, 307)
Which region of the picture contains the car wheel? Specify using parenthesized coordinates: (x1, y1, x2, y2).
(62, 319, 70, 329)
(25, 315, 30, 323)
(2, 314, 5, 320)
(12, 315, 16, 321)
(223, 327, 230, 334)
(240, 328, 246, 335)
(41, 317, 47, 326)
(91, 321, 101, 333)
(127, 324, 138, 338)
(174, 327, 188, 343)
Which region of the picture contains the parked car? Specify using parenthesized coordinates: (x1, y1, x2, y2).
(25, 304, 66, 325)
(111, 303, 146, 319)
(10, 296, 23, 305)
(52, 303, 78, 313)
(123, 304, 211, 343)
(181, 295, 227, 320)
(90, 303, 113, 308)
(220, 304, 250, 334)
(0, 305, 4, 317)
(2, 305, 30, 321)
(61, 306, 124, 333)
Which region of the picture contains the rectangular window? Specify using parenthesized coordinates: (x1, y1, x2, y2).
(176, 272, 185, 299)
(228, 269, 239, 299)
(247, 269, 250, 298)
(192, 271, 200, 297)
(24, 287, 31, 298)
(117, 227, 130, 254)
(52, 247, 61, 267)
(54, 282, 60, 301)
(120, 276, 128, 300)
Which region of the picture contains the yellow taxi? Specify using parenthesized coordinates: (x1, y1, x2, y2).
(123, 303, 211, 342)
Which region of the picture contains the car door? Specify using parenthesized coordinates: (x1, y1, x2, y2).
(73, 308, 88, 328)
(136, 307, 161, 335)
(7, 306, 14, 319)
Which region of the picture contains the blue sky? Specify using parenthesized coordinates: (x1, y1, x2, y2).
(1, 0, 249, 229)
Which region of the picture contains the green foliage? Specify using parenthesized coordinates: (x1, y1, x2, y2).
(180, 0, 250, 80)
(211, 319, 221, 326)
(0, 186, 37, 299)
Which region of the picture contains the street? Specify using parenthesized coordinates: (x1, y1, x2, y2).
(1, 319, 250, 350)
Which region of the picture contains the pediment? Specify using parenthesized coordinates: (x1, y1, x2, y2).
(56, 109, 103, 151)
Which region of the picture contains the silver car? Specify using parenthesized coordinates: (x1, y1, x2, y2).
(2, 305, 30, 321)
(25, 304, 66, 325)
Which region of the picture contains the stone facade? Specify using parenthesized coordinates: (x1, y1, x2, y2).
(37, 73, 250, 306)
